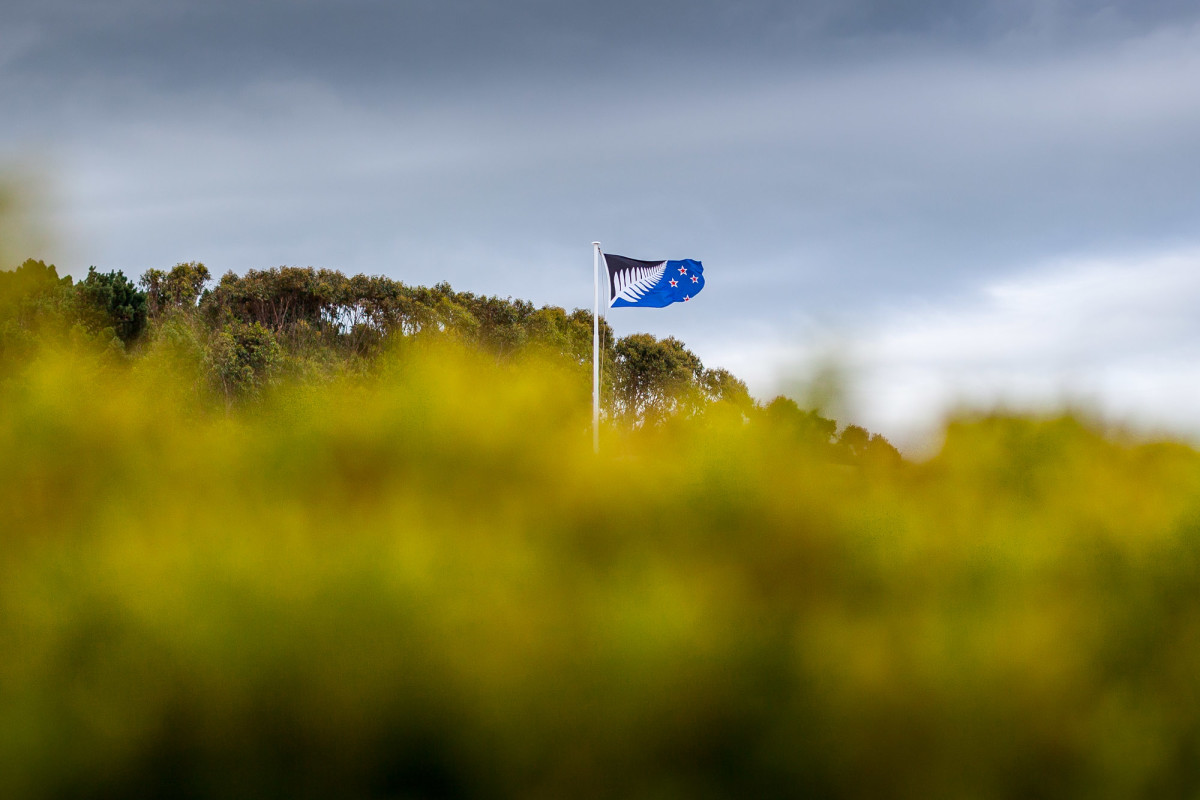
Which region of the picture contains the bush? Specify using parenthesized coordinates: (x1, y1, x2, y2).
(206, 320, 282, 402)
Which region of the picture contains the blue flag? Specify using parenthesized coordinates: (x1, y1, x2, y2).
(603, 254, 705, 308)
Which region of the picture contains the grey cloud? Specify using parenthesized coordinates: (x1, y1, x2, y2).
(6, 0, 1200, 95)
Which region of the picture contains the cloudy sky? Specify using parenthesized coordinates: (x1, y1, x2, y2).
(3, 0, 1199, 445)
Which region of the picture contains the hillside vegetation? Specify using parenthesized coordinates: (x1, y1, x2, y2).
(0, 258, 898, 459)
(3, 258, 1200, 799)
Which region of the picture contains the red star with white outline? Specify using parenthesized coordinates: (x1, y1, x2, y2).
(678, 266, 688, 275)
(683, 295, 691, 301)
(691, 276, 699, 283)
(669, 279, 678, 287)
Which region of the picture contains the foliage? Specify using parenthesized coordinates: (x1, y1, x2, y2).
(765, 395, 839, 450)
(0, 259, 76, 361)
(837, 423, 896, 462)
(76, 265, 148, 345)
(140, 261, 211, 315)
(207, 319, 283, 402)
(4, 259, 900, 447)
(612, 333, 704, 424)
(699, 366, 754, 414)
(1, 338, 1199, 798)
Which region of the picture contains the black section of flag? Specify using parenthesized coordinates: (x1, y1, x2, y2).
(603, 254, 662, 304)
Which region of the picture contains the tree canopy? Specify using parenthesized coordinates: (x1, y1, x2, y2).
(1, 258, 901, 463)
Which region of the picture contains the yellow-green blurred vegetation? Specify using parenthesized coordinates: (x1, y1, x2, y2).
(3, 247, 1200, 799)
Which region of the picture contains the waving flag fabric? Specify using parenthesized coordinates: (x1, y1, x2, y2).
(603, 254, 705, 308)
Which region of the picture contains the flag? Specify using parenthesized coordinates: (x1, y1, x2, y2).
(603, 254, 705, 308)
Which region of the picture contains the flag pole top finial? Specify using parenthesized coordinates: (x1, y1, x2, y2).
(592, 241, 601, 247)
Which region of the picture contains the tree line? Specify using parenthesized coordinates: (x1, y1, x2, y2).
(0, 258, 901, 463)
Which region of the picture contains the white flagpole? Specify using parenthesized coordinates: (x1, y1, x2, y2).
(592, 241, 601, 454)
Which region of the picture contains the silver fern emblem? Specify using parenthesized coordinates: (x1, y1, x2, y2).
(611, 261, 667, 306)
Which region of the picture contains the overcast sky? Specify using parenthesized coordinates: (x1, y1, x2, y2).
(3, 0, 1199, 445)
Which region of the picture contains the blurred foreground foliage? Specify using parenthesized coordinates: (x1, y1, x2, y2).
(3, 259, 1200, 798)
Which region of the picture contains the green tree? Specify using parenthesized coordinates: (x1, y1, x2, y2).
(835, 424, 902, 466)
(838, 423, 871, 456)
(613, 333, 704, 424)
(0, 259, 76, 359)
(699, 367, 754, 415)
(863, 432, 902, 466)
(206, 320, 281, 403)
(203, 267, 341, 334)
(0, 258, 71, 296)
(141, 261, 211, 316)
(77, 266, 148, 346)
(764, 396, 838, 450)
